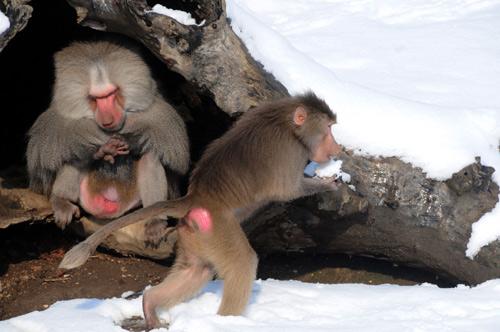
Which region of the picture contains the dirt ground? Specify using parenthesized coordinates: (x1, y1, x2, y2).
(0, 222, 452, 321)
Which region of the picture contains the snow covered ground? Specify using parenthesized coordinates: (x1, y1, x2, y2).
(2, 279, 500, 331)
(2, 0, 500, 331)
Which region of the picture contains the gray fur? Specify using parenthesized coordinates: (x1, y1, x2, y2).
(27, 110, 108, 194)
(121, 97, 190, 175)
(27, 41, 190, 225)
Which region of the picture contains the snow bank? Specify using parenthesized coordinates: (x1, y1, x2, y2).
(226, 0, 500, 257)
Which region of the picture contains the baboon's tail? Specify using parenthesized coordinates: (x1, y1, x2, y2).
(59, 196, 192, 270)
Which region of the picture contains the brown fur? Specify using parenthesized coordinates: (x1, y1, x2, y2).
(86, 163, 139, 208)
(59, 92, 342, 330)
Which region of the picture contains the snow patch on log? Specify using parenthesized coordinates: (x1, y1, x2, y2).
(305, 159, 352, 185)
(467, 200, 500, 258)
(0, 9, 10, 35)
(316, 159, 351, 183)
(150, 4, 204, 26)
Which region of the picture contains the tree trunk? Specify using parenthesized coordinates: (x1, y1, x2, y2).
(1, 0, 499, 285)
(66, 0, 287, 114)
(245, 154, 499, 284)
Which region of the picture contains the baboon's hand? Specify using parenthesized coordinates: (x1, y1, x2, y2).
(93, 135, 129, 164)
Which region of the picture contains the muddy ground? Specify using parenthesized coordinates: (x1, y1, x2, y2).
(0, 222, 453, 321)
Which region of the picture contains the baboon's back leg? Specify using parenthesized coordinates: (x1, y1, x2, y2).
(209, 219, 258, 316)
(143, 247, 214, 329)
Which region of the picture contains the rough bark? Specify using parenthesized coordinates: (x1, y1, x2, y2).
(66, 0, 288, 114)
(0, 0, 32, 52)
(0, 187, 51, 229)
(0, 0, 499, 285)
(245, 154, 500, 284)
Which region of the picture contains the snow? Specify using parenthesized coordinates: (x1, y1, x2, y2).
(3, 279, 500, 331)
(0, 9, 9, 35)
(150, 4, 204, 26)
(316, 159, 352, 184)
(3, 1, 500, 330)
(225, 0, 500, 257)
(305, 159, 352, 184)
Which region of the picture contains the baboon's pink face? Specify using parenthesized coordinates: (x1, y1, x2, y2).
(294, 107, 341, 163)
(88, 84, 125, 131)
(309, 122, 341, 163)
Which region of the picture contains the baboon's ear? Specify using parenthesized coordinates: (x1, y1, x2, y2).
(293, 106, 307, 126)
